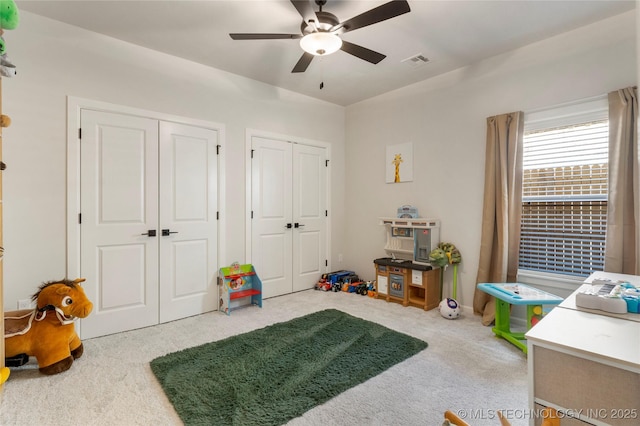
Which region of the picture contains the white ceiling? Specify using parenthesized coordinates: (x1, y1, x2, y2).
(18, 0, 636, 106)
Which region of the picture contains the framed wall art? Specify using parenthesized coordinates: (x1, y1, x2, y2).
(386, 142, 413, 183)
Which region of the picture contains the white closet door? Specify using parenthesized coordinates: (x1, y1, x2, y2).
(80, 110, 159, 339)
(292, 143, 327, 292)
(251, 137, 293, 298)
(251, 136, 328, 297)
(158, 121, 218, 323)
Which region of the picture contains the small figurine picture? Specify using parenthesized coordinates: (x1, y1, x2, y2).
(229, 277, 244, 290)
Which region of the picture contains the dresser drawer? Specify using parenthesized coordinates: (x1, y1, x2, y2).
(533, 346, 640, 425)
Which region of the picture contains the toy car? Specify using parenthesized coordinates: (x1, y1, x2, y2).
(315, 276, 332, 291)
(356, 282, 368, 295)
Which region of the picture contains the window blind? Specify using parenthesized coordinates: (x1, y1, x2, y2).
(519, 119, 608, 277)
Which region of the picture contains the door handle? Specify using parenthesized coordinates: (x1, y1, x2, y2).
(285, 223, 292, 229)
(294, 223, 305, 228)
(141, 230, 157, 237)
(162, 229, 179, 236)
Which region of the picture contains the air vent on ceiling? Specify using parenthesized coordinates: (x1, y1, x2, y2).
(401, 54, 430, 68)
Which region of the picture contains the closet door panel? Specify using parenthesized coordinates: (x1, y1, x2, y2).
(79, 110, 159, 339)
(172, 240, 208, 297)
(98, 244, 146, 309)
(292, 144, 326, 292)
(159, 122, 218, 323)
(98, 126, 146, 222)
(173, 135, 208, 220)
(251, 137, 293, 298)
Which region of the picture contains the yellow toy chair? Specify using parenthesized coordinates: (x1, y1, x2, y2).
(443, 410, 510, 426)
(443, 407, 560, 426)
(0, 367, 9, 384)
(442, 410, 470, 426)
(540, 408, 561, 426)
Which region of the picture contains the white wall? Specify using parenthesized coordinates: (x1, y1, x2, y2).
(1, 12, 346, 309)
(343, 11, 637, 311)
(2, 10, 637, 314)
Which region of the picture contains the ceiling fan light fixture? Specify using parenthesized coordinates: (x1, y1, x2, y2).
(300, 32, 342, 56)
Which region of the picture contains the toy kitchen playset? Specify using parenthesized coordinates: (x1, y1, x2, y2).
(374, 206, 442, 311)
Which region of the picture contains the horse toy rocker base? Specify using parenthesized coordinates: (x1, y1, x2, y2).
(4, 278, 93, 375)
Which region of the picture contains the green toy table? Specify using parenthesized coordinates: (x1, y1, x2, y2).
(477, 283, 563, 354)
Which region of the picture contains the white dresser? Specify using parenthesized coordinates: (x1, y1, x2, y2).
(525, 272, 640, 426)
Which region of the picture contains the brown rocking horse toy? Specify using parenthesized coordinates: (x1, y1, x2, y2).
(4, 278, 93, 375)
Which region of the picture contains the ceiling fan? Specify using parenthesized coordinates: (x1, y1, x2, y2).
(229, 0, 411, 73)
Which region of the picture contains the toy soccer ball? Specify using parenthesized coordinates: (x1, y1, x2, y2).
(439, 298, 460, 319)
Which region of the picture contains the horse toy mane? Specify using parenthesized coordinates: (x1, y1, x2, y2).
(4, 278, 93, 375)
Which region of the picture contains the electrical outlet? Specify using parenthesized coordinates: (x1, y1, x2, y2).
(18, 299, 32, 309)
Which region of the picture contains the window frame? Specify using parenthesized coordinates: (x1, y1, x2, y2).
(518, 96, 609, 282)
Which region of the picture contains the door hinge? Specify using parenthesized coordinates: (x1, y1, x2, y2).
(325, 159, 329, 167)
(216, 144, 221, 155)
(325, 259, 328, 267)
(78, 128, 82, 140)
(325, 210, 328, 217)
(216, 211, 219, 220)
(251, 211, 254, 219)
(251, 149, 255, 159)
(78, 213, 82, 224)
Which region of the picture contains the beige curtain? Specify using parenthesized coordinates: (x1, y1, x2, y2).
(605, 87, 639, 275)
(473, 112, 524, 326)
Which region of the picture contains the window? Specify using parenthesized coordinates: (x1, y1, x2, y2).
(519, 98, 608, 277)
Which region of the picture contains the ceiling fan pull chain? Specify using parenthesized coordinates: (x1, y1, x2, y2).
(319, 56, 325, 89)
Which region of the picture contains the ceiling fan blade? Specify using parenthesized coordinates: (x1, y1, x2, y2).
(290, 0, 319, 27)
(292, 52, 314, 73)
(332, 0, 411, 34)
(340, 40, 386, 64)
(230, 33, 302, 40)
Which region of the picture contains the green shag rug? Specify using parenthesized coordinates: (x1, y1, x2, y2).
(150, 309, 427, 425)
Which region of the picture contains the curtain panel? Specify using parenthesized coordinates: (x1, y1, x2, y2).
(605, 87, 639, 275)
(473, 112, 524, 326)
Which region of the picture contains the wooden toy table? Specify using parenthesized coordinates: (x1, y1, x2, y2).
(477, 283, 563, 354)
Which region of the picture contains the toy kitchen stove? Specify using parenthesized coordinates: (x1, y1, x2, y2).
(389, 268, 406, 299)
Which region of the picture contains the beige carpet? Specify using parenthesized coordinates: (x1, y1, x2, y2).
(0, 290, 528, 425)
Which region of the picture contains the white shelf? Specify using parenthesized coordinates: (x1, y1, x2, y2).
(380, 217, 440, 261)
(384, 248, 412, 254)
(379, 217, 441, 228)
